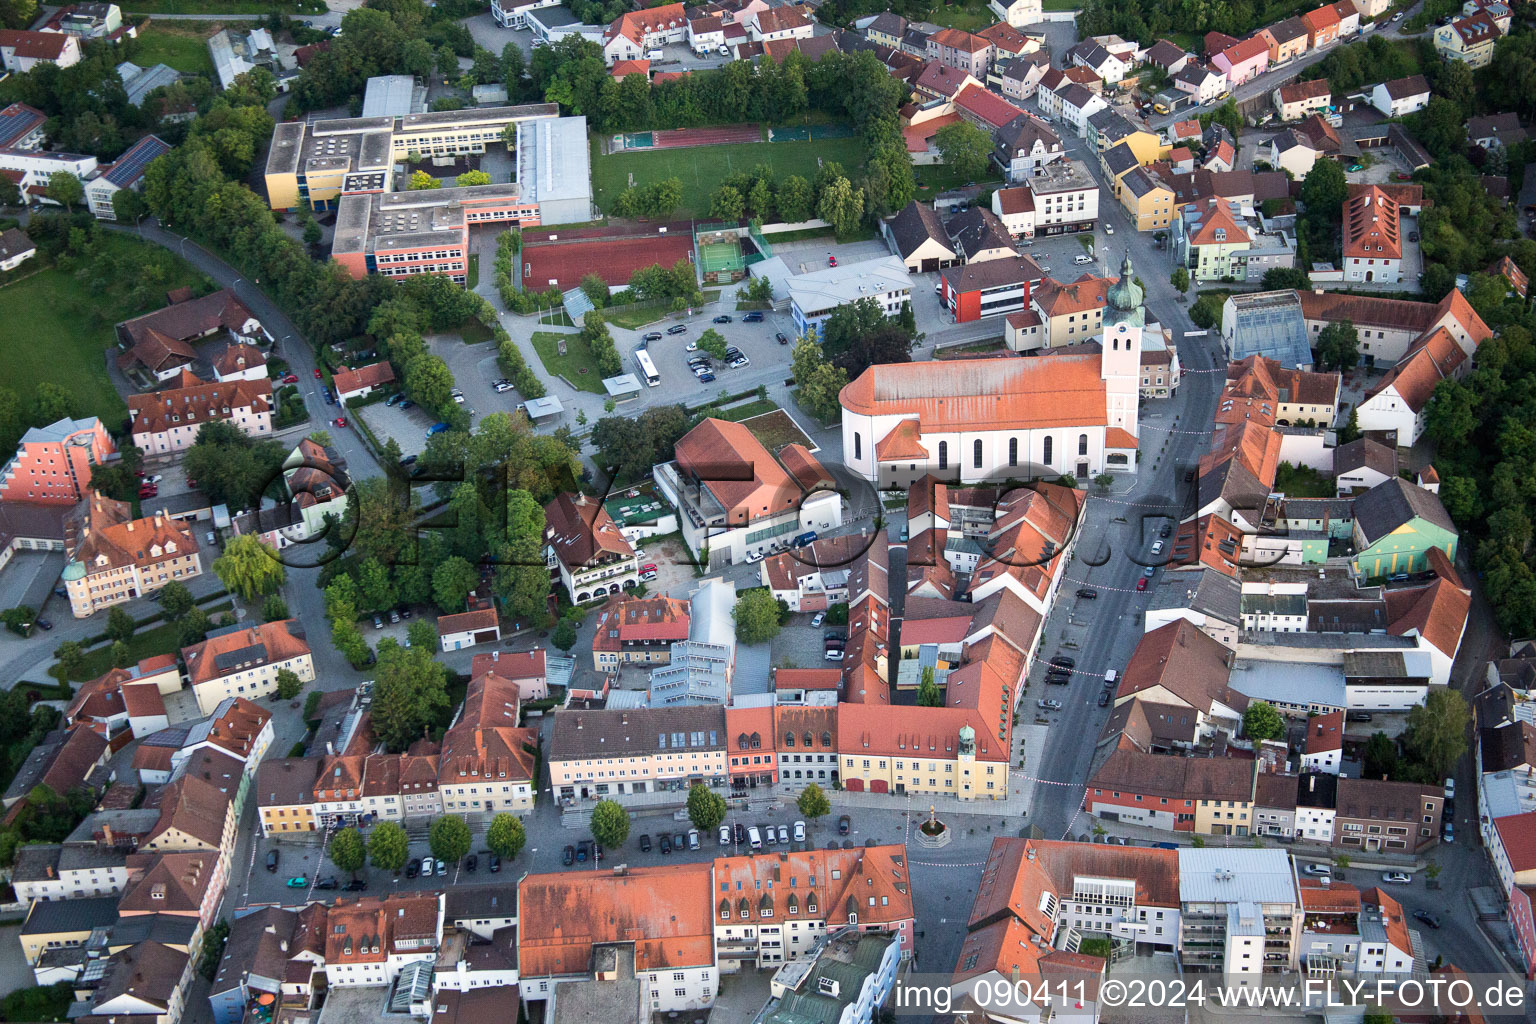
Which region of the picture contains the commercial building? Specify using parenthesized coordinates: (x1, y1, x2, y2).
(654, 418, 842, 568)
(85, 134, 172, 221)
(1177, 848, 1300, 980)
(62, 497, 202, 618)
(938, 257, 1043, 322)
(0, 416, 116, 505)
(127, 372, 273, 455)
(648, 578, 737, 706)
(590, 593, 690, 670)
(1023, 158, 1099, 235)
(547, 705, 727, 803)
(787, 256, 912, 341)
(544, 491, 639, 603)
(1221, 290, 1313, 368)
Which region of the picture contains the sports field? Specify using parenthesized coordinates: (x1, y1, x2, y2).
(591, 135, 868, 217)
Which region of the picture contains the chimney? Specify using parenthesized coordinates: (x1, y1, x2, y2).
(280, 939, 289, 952)
(102, 824, 114, 845)
(327, 741, 335, 755)
(46, 864, 54, 878)
(126, 521, 134, 532)
(1309, 775, 1315, 792)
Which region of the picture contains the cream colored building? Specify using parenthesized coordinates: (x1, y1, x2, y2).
(63, 499, 201, 618)
(182, 620, 315, 716)
(548, 705, 727, 803)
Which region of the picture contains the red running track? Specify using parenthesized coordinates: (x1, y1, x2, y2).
(650, 123, 762, 149)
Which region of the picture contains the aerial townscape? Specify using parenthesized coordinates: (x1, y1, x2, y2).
(3, 0, 1536, 1020)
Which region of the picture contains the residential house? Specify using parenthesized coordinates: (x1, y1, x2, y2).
(1269, 127, 1324, 177)
(470, 649, 549, 702)
(332, 361, 395, 403)
(1173, 63, 1228, 105)
(864, 11, 906, 49)
(1175, 198, 1252, 281)
(62, 497, 201, 618)
(1467, 112, 1525, 149)
(1369, 75, 1430, 117)
(438, 607, 501, 652)
(1055, 83, 1110, 137)
(1342, 185, 1402, 284)
(1016, 272, 1113, 349)
(126, 371, 273, 455)
(1068, 40, 1128, 84)
(911, 60, 980, 102)
(256, 756, 320, 836)
(0, 226, 35, 271)
(989, 0, 1043, 27)
(1019, 157, 1099, 236)
(993, 113, 1066, 184)
(1273, 78, 1331, 121)
(952, 84, 1026, 134)
(1333, 438, 1397, 496)
(209, 341, 266, 383)
(602, 3, 686, 63)
(1434, 11, 1500, 68)
(996, 52, 1051, 101)
(990, 185, 1037, 238)
(947, 206, 1017, 264)
(1357, 327, 1468, 443)
(927, 27, 989, 76)
(1260, 17, 1310, 64)
(1086, 749, 1256, 834)
(1350, 478, 1459, 580)
(116, 289, 267, 383)
(1211, 35, 1269, 85)
(180, 619, 314, 716)
(590, 593, 690, 670)
(1146, 39, 1192, 74)
(0, 29, 81, 72)
(1302, 4, 1342, 47)
(1301, 710, 1345, 773)
(749, 4, 813, 42)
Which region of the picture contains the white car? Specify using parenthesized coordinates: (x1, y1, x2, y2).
(1104, 225, 1114, 235)
(686, 342, 698, 351)
(745, 550, 765, 563)
(719, 825, 731, 845)
(793, 820, 806, 842)
(1037, 698, 1063, 710)
(1381, 872, 1412, 884)
(494, 382, 514, 393)
(1302, 863, 1330, 877)
(420, 856, 436, 877)
(810, 611, 826, 627)
(824, 647, 845, 661)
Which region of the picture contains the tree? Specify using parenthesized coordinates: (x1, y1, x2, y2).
(0, 174, 20, 207)
(687, 783, 727, 832)
(1337, 406, 1361, 445)
(330, 827, 366, 874)
(709, 185, 745, 221)
(497, 489, 549, 621)
(304, 690, 323, 722)
(45, 171, 83, 212)
(590, 798, 630, 849)
(111, 188, 147, 223)
(1403, 688, 1469, 782)
(486, 812, 526, 860)
(1301, 159, 1348, 220)
(106, 606, 136, 643)
(934, 121, 993, 182)
(1314, 319, 1358, 371)
(432, 556, 479, 612)
(916, 665, 942, 706)
(797, 782, 831, 823)
(159, 581, 194, 619)
(52, 641, 83, 678)
(407, 619, 437, 650)
(456, 170, 491, 187)
(179, 607, 212, 649)
(110, 639, 132, 668)
(553, 618, 578, 652)
(198, 919, 230, 982)
(275, 668, 303, 700)
(262, 593, 290, 622)
(697, 328, 730, 361)
(408, 170, 441, 190)
(1188, 293, 1223, 329)
(777, 174, 814, 223)
(213, 534, 287, 601)
(371, 640, 450, 751)
(429, 814, 472, 865)
(302, 217, 323, 246)
(817, 176, 865, 238)
(1170, 267, 1190, 295)
(1262, 266, 1312, 290)
(368, 820, 410, 872)
(1243, 701, 1285, 742)
(1364, 730, 1399, 780)
(733, 588, 782, 644)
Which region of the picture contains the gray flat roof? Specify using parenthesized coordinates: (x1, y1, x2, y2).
(517, 115, 592, 206)
(523, 396, 564, 418)
(1178, 848, 1297, 904)
(399, 102, 558, 130)
(1228, 659, 1344, 709)
(362, 75, 422, 118)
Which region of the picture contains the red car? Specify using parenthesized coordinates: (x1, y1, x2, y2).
(828, 255, 837, 267)
(333, 416, 348, 428)
(1136, 577, 1148, 591)
(138, 484, 158, 499)
(312, 368, 323, 379)
(281, 373, 298, 384)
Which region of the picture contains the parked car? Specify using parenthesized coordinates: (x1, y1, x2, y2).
(776, 332, 789, 345)
(464, 855, 477, 873)
(399, 399, 415, 410)
(673, 832, 686, 852)
(266, 849, 279, 872)
(427, 422, 449, 437)
(777, 824, 789, 845)
(734, 822, 746, 845)
(824, 648, 845, 661)
(1160, 524, 1172, 538)
(642, 332, 663, 342)
(697, 372, 716, 383)
(1097, 691, 1111, 706)
(1409, 231, 1419, 242)
(312, 368, 323, 379)
(828, 254, 837, 267)
(407, 858, 421, 878)
(639, 563, 658, 582)
(322, 388, 335, 404)
(687, 829, 700, 850)
(489, 854, 501, 872)
(1444, 777, 1455, 800)
(138, 484, 157, 499)
(1038, 698, 1063, 710)
(1302, 864, 1331, 876)
(719, 825, 731, 846)
(1049, 655, 1075, 670)
(344, 879, 368, 891)
(667, 325, 688, 335)
(1136, 577, 1149, 591)
(1413, 909, 1440, 928)
(1442, 823, 1455, 843)
(810, 611, 826, 627)
(1076, 587, 1098, 599)
(837, 815, 850, 835)
(713, 315, 733, 323)
(748, 826, 763, 850)
(659, 833, 673, 854)
(1073, 254, 1093, 265)
(562, 845, 575, 865)
(793, 820, 806, 842)
(1381, 872, 1412, 884)
(743, 312, 765, 322)
(333, 416, 348, 428)
(281, 373, 299, 384)
(286, 876, 308, 888)
(494, 381, 514, 393)
(422, 856, 438, 875)
(35, 618, 50, 631)
(389, 610, 400, 624)
(316, 876, 339, 890)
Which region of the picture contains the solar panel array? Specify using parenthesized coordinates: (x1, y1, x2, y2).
(104, 135, 172, 188)
(0, 104, 42, 148)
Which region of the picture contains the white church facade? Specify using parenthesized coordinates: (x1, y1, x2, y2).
(838, 251, 1146, 488)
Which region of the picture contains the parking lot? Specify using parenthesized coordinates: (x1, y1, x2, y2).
(620, 309, 799, 395)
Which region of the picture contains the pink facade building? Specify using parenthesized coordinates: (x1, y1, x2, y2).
(0, 416, 116, 505)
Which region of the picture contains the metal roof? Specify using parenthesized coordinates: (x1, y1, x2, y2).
(1177, 848, 1297, 904)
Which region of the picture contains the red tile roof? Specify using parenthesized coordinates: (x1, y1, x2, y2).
(0, 29, 71, 59)
(332, 361, 395, 399)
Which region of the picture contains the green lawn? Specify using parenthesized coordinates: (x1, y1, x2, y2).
(591, 135, 869, 217)
(67, 601, 235, 682)
(530, 331, 609, 393)
(926, 3, 997, 30)
(605, 304, 668, 330)
(1274, 462, 1336, 497)
(712, 399, 778, 422)
(130, 23, 218, 75)
(739, 409, 813, 452)
(0, 235, 210, 425)
(915, 163, 1002, 193)
(466, 254, 480, 291)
